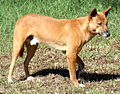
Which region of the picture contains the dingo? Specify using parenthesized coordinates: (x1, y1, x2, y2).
(8, 8, 111, 87)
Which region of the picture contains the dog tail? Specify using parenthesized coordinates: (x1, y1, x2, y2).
(19, 44, 24, 57)
(18, 35, 33, 57)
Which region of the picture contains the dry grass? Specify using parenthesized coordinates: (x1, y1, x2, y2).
(0, 41, 120, 94)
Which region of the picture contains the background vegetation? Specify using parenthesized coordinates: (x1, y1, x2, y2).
(0, 0, 120, 94)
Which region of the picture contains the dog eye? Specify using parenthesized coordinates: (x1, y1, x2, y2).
(98, 22, 102, 26)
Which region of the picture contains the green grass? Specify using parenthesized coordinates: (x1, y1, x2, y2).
(0, 0, 120, 94)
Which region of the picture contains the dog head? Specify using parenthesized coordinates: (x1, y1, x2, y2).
(88, 8, 111, 37)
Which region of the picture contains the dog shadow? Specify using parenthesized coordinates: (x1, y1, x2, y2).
(31, 68, 120, 82)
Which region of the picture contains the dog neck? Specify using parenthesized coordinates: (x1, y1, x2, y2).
(77, 16, 96, 44)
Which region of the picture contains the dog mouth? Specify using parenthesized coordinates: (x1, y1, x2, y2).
(99, 32, 110, 37)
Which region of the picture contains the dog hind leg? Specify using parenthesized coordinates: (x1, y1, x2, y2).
(24, 37, 38, 79)
(8, 35, 26, 82)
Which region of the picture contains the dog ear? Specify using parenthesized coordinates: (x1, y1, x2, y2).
(102, 8, 111, 17)
(89, 8, 97, 17)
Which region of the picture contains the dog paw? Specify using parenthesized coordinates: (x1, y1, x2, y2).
(79, 83, 85, 87)
(8, 79, 13, 83)
(27, 76, 34, 81)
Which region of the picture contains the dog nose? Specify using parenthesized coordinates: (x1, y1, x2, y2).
(106, 32, 110, 37)
(99, 31, 110, 37)
(107, 32, 110, 37)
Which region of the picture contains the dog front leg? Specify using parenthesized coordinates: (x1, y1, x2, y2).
(76, 55, 85, 86)
(77, 55, 84, 72)
(67, 53, 79, 87)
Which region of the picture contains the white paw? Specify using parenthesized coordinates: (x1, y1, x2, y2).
(27, 76, 34, 81)
(8, 78, 13, 83)
(79, 84, 85, 87)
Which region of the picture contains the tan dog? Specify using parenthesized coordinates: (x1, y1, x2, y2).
(8, 8, 111, 87)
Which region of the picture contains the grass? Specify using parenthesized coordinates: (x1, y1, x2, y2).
(0, 0, 120, 94)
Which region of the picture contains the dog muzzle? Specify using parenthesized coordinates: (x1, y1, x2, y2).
(99, 32, 110, 38)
